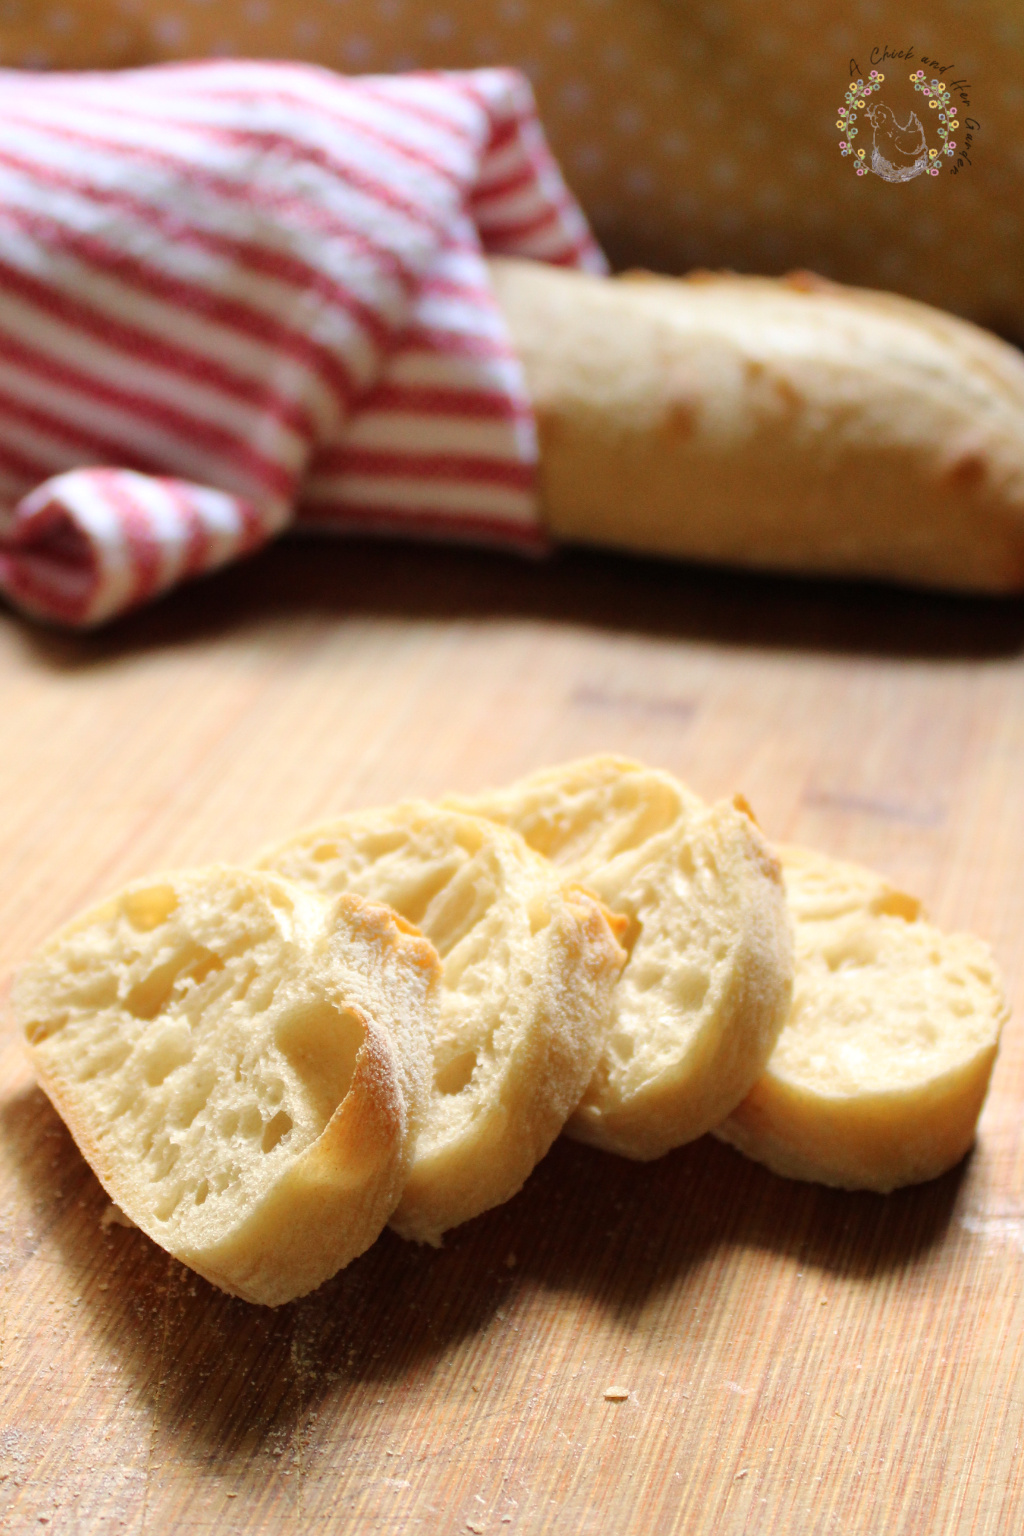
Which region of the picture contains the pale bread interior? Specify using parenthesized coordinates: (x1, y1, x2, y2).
(255, 802, 625, 1244)
(447, 755, 794, 1159)
(714, 845, 1007, 1190)
(16, 867, 440, 1303)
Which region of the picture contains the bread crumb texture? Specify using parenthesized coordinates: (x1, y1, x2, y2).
(13, 761, 1007, 1309)
(256, 802, 625, 1244)
(15, 867, 440, 1303)
(448, 755, 794, 1158)
(715, 845, 1008, 1191)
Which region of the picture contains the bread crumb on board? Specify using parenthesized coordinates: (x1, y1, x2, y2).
(100, 1203, 136, 1231)
(603, 1386, 630, 1401)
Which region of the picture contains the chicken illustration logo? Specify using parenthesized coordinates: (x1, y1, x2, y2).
(837, 70, 958, 180)
(864, 101, 929, 180)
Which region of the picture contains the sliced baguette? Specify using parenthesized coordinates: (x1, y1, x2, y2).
(447, 756, 794, 1159)
(714, 845, 1008, 1190)
(255, 802, 626, 1244)
(14, 867, 440, 1305)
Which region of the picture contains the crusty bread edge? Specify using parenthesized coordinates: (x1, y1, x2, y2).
(490, 256, 1024, 594)
(22, 1000, 408, 1306)
(12, 869, 427, 1305)
(713, 1040, 1000, 1193)
(565, 804, 795, 1160)
(389, 885, 626, 1244)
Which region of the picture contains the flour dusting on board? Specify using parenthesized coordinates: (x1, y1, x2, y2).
(960, 1212, 1024, 1252)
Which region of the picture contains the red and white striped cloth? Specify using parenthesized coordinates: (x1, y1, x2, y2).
(0, 61, 605, 626)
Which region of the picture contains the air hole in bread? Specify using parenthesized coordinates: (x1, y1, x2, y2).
(434, 1048, 478, 1096)
(147, 1138, 181, 1180)
(404, 866, 474, 942)
(822, 933, 879, 972)
(617, 912, 642, 960)
(125, 958, 182, 1021)
(141, 1021, 192, 1087)
(232, 968, 254, 1004)
(153, 1181, 184, 1222)
(528, 896, 550, 934)
(607, 798, 683, 858)
(274, 997, 364, 1125)
(188, 950, 225, 987)
(239, 1103, 262, 1138)
(261, 1109, 293, 1153)
(126, 942, 225, 1021)
(23, 1013, 63, 1046)
(193, 1179, 209, 1206)
(170, 1070, 215, 1129)
(121, 885, 179, 933)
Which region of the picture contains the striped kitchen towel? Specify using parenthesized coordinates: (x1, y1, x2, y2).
(0, 60, 604, 626)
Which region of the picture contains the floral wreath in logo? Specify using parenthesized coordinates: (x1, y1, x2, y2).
(908, 71, 959, 166)
(836, 69, 959, 176)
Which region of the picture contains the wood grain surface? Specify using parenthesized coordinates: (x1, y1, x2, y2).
(1, 540, 1023, 1536)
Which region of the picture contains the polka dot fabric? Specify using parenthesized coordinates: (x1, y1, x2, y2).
(0, 2, 1019, 339)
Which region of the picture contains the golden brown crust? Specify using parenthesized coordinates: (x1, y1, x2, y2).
(390, 883, 625, 1242)
(30, 1011, 407, 1307)
(187, 1022, 405, 1305)
(450, 756, 795, 1160)
(256, 802, 626, 1245)
(565, 801, 793, 1159)
(715, 1047, 999, 1193)
(16, 867, 440, 1305)
(490, 257, 1024, 593)
(714, 845, 1008, 1191)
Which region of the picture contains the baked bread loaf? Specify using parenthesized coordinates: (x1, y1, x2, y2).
(447, 756, 794, 1159)
(255, 803, 626, 1244)
(714, 845, 1008, 1190)
(490, 257, 1024, 593)
(15, 867, 440, 1305)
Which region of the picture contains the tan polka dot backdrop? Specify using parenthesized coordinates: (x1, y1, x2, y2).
(0, 0, 1021, 338)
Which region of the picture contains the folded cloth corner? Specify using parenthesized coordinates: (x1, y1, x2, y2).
(0, 61, 604, 627)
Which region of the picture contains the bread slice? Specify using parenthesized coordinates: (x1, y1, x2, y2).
(255, 802, 626, 1244)
(714, 845, 1008, 1190)
(14, 867, 440, 1304)
(446, 756, 794, 1159)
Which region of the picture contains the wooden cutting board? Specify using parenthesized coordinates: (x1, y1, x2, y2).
(2, 539, 1023, 1536)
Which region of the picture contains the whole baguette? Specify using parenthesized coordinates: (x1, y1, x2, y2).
(490, 257, 1024, 593)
